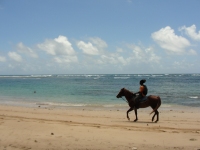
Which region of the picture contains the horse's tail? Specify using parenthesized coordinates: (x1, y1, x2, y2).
(150, 96, 161, 115)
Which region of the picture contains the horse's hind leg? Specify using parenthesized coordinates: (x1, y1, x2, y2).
(152, 112, 156, 122)
(134, 108, 138, 122)
(155, 110, 159, 122)
(152, 110, 159, 122)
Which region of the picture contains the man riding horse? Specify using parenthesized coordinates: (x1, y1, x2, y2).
(116, 79, 161, 122)
(134, 79, 148, 109)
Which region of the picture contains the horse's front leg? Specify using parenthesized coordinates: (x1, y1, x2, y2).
(134, 108, 138, 122)
(127, 107, 133, 121)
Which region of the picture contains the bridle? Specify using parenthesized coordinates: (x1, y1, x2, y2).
(118, 88, 134, 104)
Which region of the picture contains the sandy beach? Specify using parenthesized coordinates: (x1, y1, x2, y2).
(0, 104, 200, 150)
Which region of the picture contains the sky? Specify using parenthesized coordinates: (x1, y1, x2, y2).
(0, 0, 200, 75)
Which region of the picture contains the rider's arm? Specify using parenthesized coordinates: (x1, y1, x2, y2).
(134, 86, 144, 95)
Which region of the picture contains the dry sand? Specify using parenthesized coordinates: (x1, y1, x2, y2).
(0, 104, 200, 150)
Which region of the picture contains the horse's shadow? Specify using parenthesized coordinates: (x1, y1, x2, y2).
(114, 120, 157, 124)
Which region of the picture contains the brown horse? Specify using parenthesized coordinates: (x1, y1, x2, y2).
(116, 88, 161, 122)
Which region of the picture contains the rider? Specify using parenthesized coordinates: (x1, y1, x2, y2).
(134, 79, 148, 109)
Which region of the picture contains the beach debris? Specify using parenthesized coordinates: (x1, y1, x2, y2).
(132, 147, 137, 150)
(189, 138, 197, 141)
(51, 133, 54, 135)
(34, 140, 37, 142)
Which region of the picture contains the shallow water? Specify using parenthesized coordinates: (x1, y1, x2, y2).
(0, 74, 199, 108)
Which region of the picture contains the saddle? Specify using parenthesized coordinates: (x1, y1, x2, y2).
(131, 95, 148, 103)
(141, 96, 148, 102)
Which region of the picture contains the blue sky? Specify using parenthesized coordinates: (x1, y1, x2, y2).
(0, 0, 200, 74)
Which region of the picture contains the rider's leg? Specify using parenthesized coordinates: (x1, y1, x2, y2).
(134, 95, 142, 109)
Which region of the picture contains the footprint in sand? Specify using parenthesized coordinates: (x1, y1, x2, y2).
(172, 131, 179, 133)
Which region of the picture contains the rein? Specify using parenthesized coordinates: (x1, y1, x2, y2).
(121, 97, 128, 103)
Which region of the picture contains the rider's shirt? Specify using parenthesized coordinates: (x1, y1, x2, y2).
(139, 85, 148, 97)
(139, 86, 145, 96)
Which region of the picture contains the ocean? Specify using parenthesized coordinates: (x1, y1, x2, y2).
(0, 74, 200, 108)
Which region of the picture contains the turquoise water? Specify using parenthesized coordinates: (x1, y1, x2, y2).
(0, 74, 200, 108)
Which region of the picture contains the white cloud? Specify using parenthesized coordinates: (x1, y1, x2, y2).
(180, 24, 200, 41)
(131, 45, 145, 60)
(89, 37, 107, 49)
(99, 55, 128, 65)
(145, 47, 161, 63)
(77, 41, 99, 55)
(8, 52, 23, 62)
(173, 60, 194, 69)
(128, 44, 161, 64)
(17, 42, 38, 58)
(38, 35, 75, 56)
(77, 37, 107, 56)
(188, 49, 197, 55)
(0, 56, 6, 62)
(1, 33, 198, 74)
(116, 48, 124, 53)
(95, 44, 160, 67)
(54, 56, 78, 64)
(152, 26, 190, 54)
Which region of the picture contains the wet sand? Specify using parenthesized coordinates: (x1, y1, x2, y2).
(0, 105, 200, 150)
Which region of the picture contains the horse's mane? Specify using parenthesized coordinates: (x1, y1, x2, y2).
(123, 88, 134, 95)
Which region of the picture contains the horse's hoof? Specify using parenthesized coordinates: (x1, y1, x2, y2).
(134, 119, 138, 122)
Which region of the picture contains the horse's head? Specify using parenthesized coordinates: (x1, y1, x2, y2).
(116, 88, 125, 98)
(116, 88, 135, 100)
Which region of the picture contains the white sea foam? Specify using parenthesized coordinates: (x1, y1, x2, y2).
(36, 102, 87, 107)
(152, 74, 163, 77)
(0, 75, 30, 78)
(189, 96, 198, 99)
(114, 77, 130, 79)
(115, 74, 131, 76)
(0, 75, 53, 78)
(137, 74, 150, 77)
(192, 74, 200, 76)
(31, 75, 52, 78)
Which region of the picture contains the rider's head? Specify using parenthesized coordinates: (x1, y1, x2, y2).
(140, 79, 146, 85)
